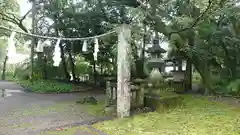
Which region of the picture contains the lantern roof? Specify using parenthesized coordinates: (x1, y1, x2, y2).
(165, 55, 185, 62)
(99, 47, 108, 52)
(147, 39, 166, 54)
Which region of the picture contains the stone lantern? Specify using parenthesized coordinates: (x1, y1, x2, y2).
(147, 38, 166, 73)
(146, 38, 167, 84)
(165, 56, 186, 93)
(169, 56, 185, 81)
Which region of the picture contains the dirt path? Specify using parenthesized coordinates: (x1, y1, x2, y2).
(190, 93, 240, 108)
(207, 96, 240, 107)
(0, 81, 105, 135)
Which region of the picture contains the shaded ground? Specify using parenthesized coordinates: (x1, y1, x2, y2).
(0, 81, 106, 135)
(206, 95, 240, 107)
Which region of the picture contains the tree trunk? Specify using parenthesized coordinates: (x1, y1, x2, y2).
(185, 35, 194, 91)
(31, 0, 37, 81)
(192, 57, 213, 95)
(58, 43, 70, 81)
(37, 52, 44, 79)
(137, 23, 147, 78)
(220, 43, 235, 80)
(1, 56, 8, 80)
(100, 62, 103, 75)
(230, 50, 237, 79)
(178, 60, 183, 71)
(54, 30, 70, 81)
(196, 64, 212, 95)
(117, 24, 131, 118)
(185, 58, 192, 91)
(67, 47, 77, 83)
(93, 61, 97, 85)
(43, 55, 47, 79)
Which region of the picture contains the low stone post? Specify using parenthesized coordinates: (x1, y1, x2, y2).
(105, 81, 112, 107)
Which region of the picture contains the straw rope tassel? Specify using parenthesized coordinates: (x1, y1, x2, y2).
(94, 38, 99, 61)
(36, 40, 44, 52)
(82, 40, 88, 52)
(53, 39, 61, 66)
(7, 32, 16, 57)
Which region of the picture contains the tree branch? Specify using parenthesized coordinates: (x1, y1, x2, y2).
(168, 0, 213, 36)
(0, 12, 19, 24)
(97, 0, 118, 24)
(137, 0, 213, 36)
(0, 12, 29, 33)
(20, 9, 32, 23)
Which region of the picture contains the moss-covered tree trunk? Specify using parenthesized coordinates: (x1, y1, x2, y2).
(117, 24, 131, 118)
(43, 55, 47, 79)
(192, 56, 213, 95)
(197, 65, 212, 95)
(185, 59, 192, 91)
(185, 34, 194, 91)
(37, 52, 45, 79)
(59, 43, 70, 81)
(31, 0, 37, 81)
(55, 31, 71, 81)
(67, 46, 77, 83)
(137, 22, 147, 78)
(93, 61, 97, 84)
(1, 56, 8, 80)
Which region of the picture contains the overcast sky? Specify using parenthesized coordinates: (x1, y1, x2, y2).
(18, 0, 31, 16)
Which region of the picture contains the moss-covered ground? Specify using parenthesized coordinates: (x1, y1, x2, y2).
(41, 95, 240, 135)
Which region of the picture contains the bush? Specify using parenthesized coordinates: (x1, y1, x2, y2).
(192, 72, 202, 84)
(211, 75, 228, 93)
(18, 80, 72, 93)
(227, 79, 240, 96)
(75, 56, 91, 76)
(1, 71, 15, 81)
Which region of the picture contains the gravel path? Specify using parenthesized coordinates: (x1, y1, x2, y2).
(0, 81, 105, 135)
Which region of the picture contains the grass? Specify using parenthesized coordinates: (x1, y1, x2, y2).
(39, 95, 240, 135)
(94, 95, 240, 135)
(82, 100, 106, 116)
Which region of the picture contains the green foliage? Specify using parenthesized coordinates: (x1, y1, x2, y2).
(0, 39, 7, 61)
(14, 68, 30, 80)
(227, 79, 240, 96)
(4, 71, 15, 80)
(74, 56, 91, 75)
(192, 72, 202, 84)
(32, 72, 43, 80)
(18, 80, 72, 93)
(211, 75, 228, 92)
(14, 59, 31, 80)
(1, 0, 239, 96)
